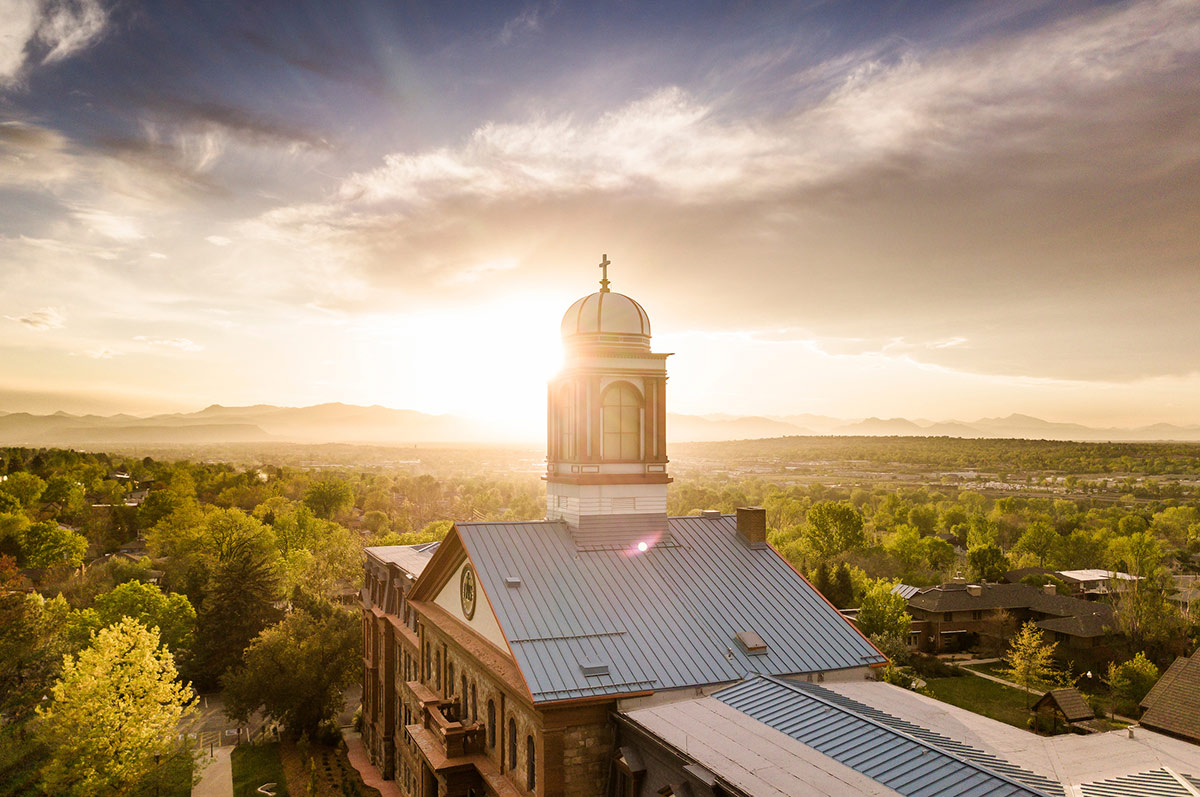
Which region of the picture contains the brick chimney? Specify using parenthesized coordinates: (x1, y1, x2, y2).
(736, 507, 767, 547)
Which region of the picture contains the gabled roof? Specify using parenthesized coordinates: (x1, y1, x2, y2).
(1032, 688, 1093, 723)
(366, 541, 440, 577)
(431, 515, 885, 704)
(1141, 657, 1187, 710)
(714, 676, 1053, 797)
(906, 582, 1115, 634)
(1140, 653, 1200, 743)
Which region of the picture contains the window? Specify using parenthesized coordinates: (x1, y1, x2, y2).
(601, 383, 641, 460)
(527, 736, 536, 790)
(461, 675, 468, 718)
(434, 650, 441, 691)
(558, 384, 574, 459)
(508, 717, 517, 771)
(488, 701, 496, 749)
(971, 610, 983, 620)
(943, 612, 953, 621)
(470, 683, 477, 722)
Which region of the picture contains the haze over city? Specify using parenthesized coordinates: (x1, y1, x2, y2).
(3, 0, 1199, 438)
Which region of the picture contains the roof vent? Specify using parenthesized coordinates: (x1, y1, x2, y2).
(505, 576, 522, 588)
(735, 631, 768, 655)
(580, 660, 609, 677)
(701, 510, 722, 520)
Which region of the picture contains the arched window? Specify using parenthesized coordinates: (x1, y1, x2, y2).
(488, 701, 496, 748)
(461, 675, 468, 718)
(470, 683, 477, 722)
(448, 662, 455, 699)
(508, 717, 517, 771)
(601, 383, 641, 460)
(434, 650, 441, 691)
(527, 735, 536, 790)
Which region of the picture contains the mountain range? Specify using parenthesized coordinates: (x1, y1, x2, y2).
(1, 404, 1199, 447)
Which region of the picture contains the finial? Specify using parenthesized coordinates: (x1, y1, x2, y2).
(598, 253, 611, 293)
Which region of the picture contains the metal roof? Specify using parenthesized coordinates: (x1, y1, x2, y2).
(365, 542, 440, 576)
(790, 683, 1066, 796)
(1079, 767, 1200, 797)
(714, 676, 1052, 797)
(892, 583, 922, 600)
(454, 515, 885, 704)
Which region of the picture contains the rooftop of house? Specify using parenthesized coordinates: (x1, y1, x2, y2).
(905, 582, 1115, 631)
(1139, 653, 1200, 744)
(365, 540, 441, 578)
(447, 514, 886, 705)
(1032, 688, 1094, 723)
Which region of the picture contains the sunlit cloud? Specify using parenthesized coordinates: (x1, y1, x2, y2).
(6, 306, 64, 329)
(133, 336, 204, 352)
(205, 235, 232, 246)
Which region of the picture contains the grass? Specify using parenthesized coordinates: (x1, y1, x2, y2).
(231, 743, 290, 797)
(923, 673, 1036, 730)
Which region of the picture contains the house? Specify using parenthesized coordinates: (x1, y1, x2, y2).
(1054, 569, 1138, 599)
(1139, 653, 1200, 745)
(903, 581, 1120, 666)
(1032, 687, 1094, 731)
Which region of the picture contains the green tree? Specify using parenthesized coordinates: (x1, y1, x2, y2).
(856, 579, 912, 641)
(802, 500, 866, 560)
(37, 618, 196, 796)
(223, 602, 361, 738)
(1015, 521, 1057, 567)
(921, 536, 956, 572)
(0, 471, 46, 508)
(303, 478, 354, 520)
(1002, 621, 1057, 708)
(827, 563, 855, 609)
(1105, 653, 1159, 716)
(22, 521, 88, 569)
(92, 580, 196, 656)
(967, 544, 1007, 582)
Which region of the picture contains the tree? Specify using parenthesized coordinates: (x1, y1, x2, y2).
(827, 563, 855, 609)
(921, 536, 956, 572)
(967, 544, 1007, 582)
(1105, 653, 1159, 716)
(856, 579, 912, 642)
(1015, 521, 1057, 567)
(191, 510, 283, 689)
(303, 478, 354, 520)
(37, 618, 196, 795)
(22, 521, 88, 569)
(802, 501, 865, 560)
(0, 471, 46, 508)
(1002, 621, 1057, 708)
(223, 602, 361, 738)
(812, 561, 831, 598)
(92, 580, 196, 656)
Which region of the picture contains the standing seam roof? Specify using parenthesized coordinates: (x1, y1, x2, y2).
(714, 676, 1052, 797)
(455, 516, 885, 703)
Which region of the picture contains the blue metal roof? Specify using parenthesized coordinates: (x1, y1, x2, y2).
(454, 515, 885, 703)
(715, 676, 1054, 797)
(1080, 768, 1200, 797)
(793, 682, 1065, 796)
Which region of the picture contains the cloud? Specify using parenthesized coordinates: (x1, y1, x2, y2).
(499, 6, 548, 45)
(205, 235, 232, 246)
(81, 346, 118, 359)
(0, 0, 108, 87)
(6, 306, 64, 329)
(70, 207, 143, 241)
(133, 335, 203, 352)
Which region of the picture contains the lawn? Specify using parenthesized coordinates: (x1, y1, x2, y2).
(232, 743, 290, 797)
(923, 674, 1037, 730)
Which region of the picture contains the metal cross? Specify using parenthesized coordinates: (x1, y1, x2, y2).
(598, 253, 611, 292)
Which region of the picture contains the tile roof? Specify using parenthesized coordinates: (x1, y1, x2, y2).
(1140, 657, 1187, 710)
(907, 582, 1115, 636)
(714, 676, 1053, 797)
(1139, 653, 1200, 743)
(1032, 688, 1093, 723)
(454, 515, 886, 704)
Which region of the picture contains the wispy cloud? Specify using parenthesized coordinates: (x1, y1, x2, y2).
(0, 0, 108, 87)
(6, 306, 65, 329)
(499, 5, 549, 45)
(205, 235, 232, 246)
(133, 336, 203, 352)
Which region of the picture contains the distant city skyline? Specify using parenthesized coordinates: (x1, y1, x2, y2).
(3, 0, 1199, 436)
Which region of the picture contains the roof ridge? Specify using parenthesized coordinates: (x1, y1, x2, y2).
(739, 675, 1056, 797)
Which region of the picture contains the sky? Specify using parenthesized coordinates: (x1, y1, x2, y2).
(2, 0, 1199, 437)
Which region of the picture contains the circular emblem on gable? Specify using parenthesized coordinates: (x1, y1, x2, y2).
(460, 564, 477, 620)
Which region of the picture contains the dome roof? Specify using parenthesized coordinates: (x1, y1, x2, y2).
(560, 290, 651, 341)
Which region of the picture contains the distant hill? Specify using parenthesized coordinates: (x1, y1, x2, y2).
(1, 404, 1198, 447)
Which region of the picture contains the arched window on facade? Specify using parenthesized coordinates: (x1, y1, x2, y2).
(470, 683, 477, 722)
(434, 650, 441, 691)
(461, 675, 468, 718)
(488, 700, 496, 748)
(601, 382, 641, 460)
(527, 735, 536, 790)
(508, 717, 517, 771)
